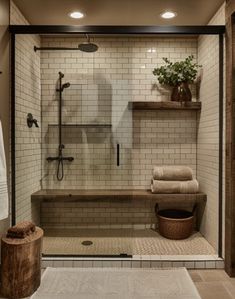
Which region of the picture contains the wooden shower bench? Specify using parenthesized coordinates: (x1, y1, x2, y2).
(31, 190, 206, 230)
(31, 189, 206, 203)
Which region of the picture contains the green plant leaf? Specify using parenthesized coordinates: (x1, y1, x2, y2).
(152, 55, 201, 86)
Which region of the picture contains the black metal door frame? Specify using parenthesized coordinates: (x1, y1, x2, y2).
(9, 25, 225, 257)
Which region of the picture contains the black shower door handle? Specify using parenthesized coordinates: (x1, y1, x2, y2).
(117, 144, 120, 166)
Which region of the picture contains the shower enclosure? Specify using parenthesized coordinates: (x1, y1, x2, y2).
(10, 25, 224, 261)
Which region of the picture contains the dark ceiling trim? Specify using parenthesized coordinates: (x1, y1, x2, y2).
(9, 25, 225, 35)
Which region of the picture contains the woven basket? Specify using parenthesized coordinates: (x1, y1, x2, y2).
(157, 208, 194, 240)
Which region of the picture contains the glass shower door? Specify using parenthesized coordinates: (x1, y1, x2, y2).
(41, 70, 134, 257)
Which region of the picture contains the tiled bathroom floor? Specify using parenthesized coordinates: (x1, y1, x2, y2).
(189, 270, 235, 299)
(43, 228, 216, 256)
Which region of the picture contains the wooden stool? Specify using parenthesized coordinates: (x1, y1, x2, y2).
(1, 227, 44, 298)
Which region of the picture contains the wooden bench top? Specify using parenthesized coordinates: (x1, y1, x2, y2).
(31, 189, 207, 203)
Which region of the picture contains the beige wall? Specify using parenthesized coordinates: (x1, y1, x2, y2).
(10, 0, 28, 25)
(0, 0, 10, 236)
(197, 3, 225, 251)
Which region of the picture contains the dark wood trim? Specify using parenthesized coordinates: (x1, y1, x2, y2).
(11, 33, 15, 226)
(9, 25, 225, 35)
(225, 1, 235, 276)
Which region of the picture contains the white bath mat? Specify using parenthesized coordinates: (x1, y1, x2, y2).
(31, 267, 201, 299)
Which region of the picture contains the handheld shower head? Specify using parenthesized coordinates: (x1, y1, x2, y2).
(61, 82, 70, 91)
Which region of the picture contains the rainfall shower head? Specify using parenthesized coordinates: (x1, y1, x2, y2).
(34, 35, 98, 52)
(78, 34, 98, 53)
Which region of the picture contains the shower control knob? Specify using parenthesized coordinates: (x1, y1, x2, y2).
(27, 113, 39, 128)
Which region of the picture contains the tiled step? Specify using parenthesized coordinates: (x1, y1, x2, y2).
(42, 256, 224, 270)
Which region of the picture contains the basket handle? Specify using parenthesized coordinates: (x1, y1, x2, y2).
(155, 202, 197, 215)
(155, 203, 159, 215)
(155, 203, 197, 215)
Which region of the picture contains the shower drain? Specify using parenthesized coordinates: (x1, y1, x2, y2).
(81, 240, 93, 246)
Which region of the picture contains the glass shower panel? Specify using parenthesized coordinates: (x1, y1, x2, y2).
(40, 43, 134, 256)
(15, 34, 135, 257)
(59, 72, 133, 256)
(58, 78, 112, 190)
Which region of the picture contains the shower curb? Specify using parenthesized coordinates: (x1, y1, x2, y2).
(42, 256, 224, 270)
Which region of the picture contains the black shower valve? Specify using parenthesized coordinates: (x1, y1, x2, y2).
(27, 113, 39, 128)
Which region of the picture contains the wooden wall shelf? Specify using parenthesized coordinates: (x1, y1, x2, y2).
(128, 101, 201, 111)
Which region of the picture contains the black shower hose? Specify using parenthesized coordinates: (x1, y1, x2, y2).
(57, 157, 64, 181)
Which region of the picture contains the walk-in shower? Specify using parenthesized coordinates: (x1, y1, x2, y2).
(11, 23, 224, 263)
(46, 72, 74, 181)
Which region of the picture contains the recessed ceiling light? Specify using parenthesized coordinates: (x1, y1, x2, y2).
(160, 11, 177, 19)
(69, 11, 84, 19)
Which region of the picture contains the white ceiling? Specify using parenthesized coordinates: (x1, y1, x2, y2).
(13, 0, 225, 26)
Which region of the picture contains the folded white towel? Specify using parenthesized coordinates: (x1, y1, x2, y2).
(153, 166, 193, 181)
(0, 120, 8, 220)
(151, 179, 199, 194)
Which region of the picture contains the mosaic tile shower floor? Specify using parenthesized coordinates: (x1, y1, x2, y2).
(42, 229, 216, 256)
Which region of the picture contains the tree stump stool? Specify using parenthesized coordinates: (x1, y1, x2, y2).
(1, 226, 43, 298)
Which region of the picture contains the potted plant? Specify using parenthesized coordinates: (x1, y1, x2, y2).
(152, 55, 201, 102)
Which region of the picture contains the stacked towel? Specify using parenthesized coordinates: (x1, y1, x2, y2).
(0, 120, 8, 220)
(153, 166, 193, 181)
(151, 179, 199, 194)
(7, 221, 36, 239)
(151, 166, 198, 194)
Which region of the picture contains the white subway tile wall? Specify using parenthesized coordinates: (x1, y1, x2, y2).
(41, 199, 157, 229)
(197, 3, 225, 251)
(40, 36, 198, 190)
(41, 198, 197, 229)
(11, 1, 42, 223)
(40, 36, 198, 229)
